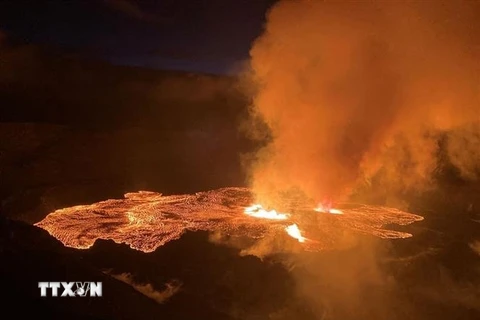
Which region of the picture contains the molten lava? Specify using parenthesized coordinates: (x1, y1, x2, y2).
(314, 206, 343, 215)
(35, 187, 423, 253)
(244, 204, 289, 220)
(285, 224, 306, 243)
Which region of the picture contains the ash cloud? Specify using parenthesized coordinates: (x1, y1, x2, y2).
(245, 0, 480, 206)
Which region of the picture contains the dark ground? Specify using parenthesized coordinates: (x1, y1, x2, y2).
(1, 46, 479, 319)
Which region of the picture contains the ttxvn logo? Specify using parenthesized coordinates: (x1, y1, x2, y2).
(38, 282, 102, 297)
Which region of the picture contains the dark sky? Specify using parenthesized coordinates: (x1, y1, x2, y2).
(0, 0, 278, 74)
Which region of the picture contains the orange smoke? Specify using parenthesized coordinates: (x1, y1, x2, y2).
(246, 1, 480, 206)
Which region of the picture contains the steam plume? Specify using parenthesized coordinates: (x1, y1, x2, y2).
(246, 0, 480, 205)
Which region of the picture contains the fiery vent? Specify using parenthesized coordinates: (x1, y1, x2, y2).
(244, 204, 290, 220)
(285, 224, 306, 243)
(34, 187, 423, 253)
(314, 205, 343, 215)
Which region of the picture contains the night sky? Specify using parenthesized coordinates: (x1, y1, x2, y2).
(0, 0, 277, 74)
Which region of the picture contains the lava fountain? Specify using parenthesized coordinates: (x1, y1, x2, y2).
(285, 224, 307, 243)
(34, 187, 423, 253)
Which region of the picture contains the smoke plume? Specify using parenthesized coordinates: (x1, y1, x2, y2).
(246, 0, 480, 206)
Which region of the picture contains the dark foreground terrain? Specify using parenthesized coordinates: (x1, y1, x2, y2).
(1, 47, 480, 319)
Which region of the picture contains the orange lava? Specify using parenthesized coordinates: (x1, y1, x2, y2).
(285, 224, 307, 243)
(34, 187, 423, 253)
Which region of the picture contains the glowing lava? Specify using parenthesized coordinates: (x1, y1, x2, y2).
(285, 224, 306, 243)
(244, 204, 289, 220)
(34, 187, 424, 253)
(314, 206, 343, 214)
(244, 204, 305, 242)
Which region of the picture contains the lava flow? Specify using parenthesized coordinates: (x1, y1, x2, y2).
(35, 187, 423, 253)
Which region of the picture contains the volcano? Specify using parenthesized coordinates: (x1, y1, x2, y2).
(2, 1, 480, 317)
